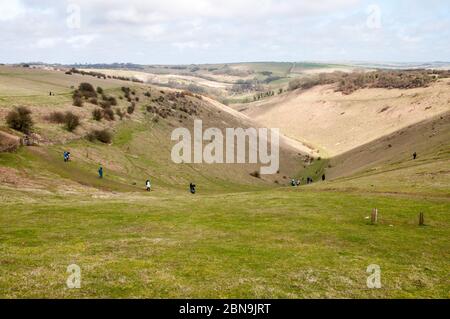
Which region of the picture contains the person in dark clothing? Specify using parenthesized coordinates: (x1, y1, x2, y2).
(190, 182, 196, 194)
(322, 174, 326, 181)
(413, 152, 417, 160)
(98, 166, 103, 179)
(64, 151, 68, 162)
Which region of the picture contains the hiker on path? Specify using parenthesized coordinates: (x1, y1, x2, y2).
(190, 182, 196, 194)
(322, 174, 326, 181)
(146, 180, 151, 192)
(98, 166, 103, 179)
(413, 152, 417, 160)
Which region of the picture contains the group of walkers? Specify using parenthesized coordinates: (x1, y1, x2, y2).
(61, 149, 421, 193)
(291, 174, 326, 187)
(62, 151, 197, 194)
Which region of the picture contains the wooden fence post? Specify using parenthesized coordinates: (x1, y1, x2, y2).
(371, 208, 378, 225)
(419, 212, 425, 226)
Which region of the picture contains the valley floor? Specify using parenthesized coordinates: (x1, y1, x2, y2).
(1, 184, 449, 298)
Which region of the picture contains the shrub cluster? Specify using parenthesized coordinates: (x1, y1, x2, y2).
(46, 111, 80, 131)
(86, 129, 113, 144)
(288, 70, 450, 95)
(127, 102, 136, 114)
(6, 107, 34, 134)
(47, 111, 66, 124)
(72, 82, 98, 106)
(64, 112, 80, 132)
(92, 108, 103, 121)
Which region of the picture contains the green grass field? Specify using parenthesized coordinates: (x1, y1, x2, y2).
(1, 186, 448, 298)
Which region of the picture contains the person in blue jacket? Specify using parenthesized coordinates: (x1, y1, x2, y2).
(98, 165, 103, 179)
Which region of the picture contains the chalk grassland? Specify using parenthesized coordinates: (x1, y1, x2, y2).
(236, 79, 450, 157)
(78, 62, 345, 104)
(0, 122, 449, 298)
(1, 183, 449, 298)
(0, 66, 449, 298)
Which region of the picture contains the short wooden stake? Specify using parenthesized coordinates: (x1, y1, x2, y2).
(419, 212, 425, 226)
(371, 208, 378, 224)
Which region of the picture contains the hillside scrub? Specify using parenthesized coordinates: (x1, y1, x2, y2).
(102, 108, 115, 121)
(73, 96, 83, 107)
(86, 129, 113, 144)
(78, 82, 97, 98)
(127, 103, 136, 114)
(48, 111, 80, 131)
(288, 70, 450, 94)
(64, 112, 80, 132)
(6, 107, 34, 134)
(46, 111, 66, 124)
(92, 108, 103, 121)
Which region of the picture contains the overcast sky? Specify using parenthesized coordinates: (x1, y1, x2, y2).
(1, 0, 449, 64)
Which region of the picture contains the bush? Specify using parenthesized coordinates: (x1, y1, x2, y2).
(73, 96, 83, 107)
(108, 96, 118, 106)
(87, 129, 112, 144)
(101, 94, 117, 106)
(64, 112, 80, 132)
(127, 103, 135, 114)
(92, 108, 103, 121)
(96, 87, 104, 94)
(79, 83, 96, 96)
(250, 170, 261, 178)
(88, 98, 98, 105)
(102, 108, 115, 121)
(99, 100, 111, 109)
(6, 107, 34, 133)
(47, 111, 66, 124)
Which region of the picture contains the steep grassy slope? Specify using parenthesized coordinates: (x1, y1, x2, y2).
(327, 112, 450, 182)
(235, 79, 450, 157)
(0, 66, 307, 194)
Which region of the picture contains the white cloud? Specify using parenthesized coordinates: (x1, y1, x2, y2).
(0, 0, 26, 21)
(172, 41, 211, 50)
(34, 37, 61, 49)
(0, 0, 449, 63)
(66, 34, 98, 48)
